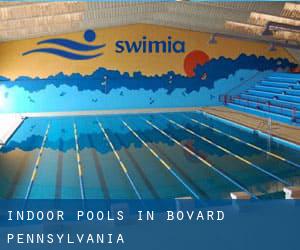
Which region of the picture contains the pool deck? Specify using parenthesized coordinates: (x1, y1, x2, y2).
(20, 107, 200, 118)
(1, 106, 299, 147)
(200, 106, 300, 146)
(0, 114, 25, 149)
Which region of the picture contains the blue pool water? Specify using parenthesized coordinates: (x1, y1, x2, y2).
(1, 111, 300, 199)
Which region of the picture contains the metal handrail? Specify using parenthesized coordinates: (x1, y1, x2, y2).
(224, 71, 267, 96)
(220, 94, 300, 123)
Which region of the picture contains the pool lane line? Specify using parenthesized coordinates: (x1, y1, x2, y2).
(25, 123, 50, 200)
(143, 118, 258, 199)
(128, 128, 211, 199)
(185, 113, 300, 170)
(86, 134, 110, 199)
(197, 109, 300, 151)
(97, 121, 142, 200)
(114, 133, 161, 199)
(122, 120, 200, 200)
(163, 116, 291, 187)
(55, 139, 64, 199)
(73, 123, 86, 200)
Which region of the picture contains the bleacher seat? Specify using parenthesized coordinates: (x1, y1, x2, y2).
(260, 80, 300, 90)
(253, 85, 300, 96)
(225, 72, 300, 125)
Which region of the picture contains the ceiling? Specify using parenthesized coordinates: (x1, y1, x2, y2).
(0, 1, 299, 61)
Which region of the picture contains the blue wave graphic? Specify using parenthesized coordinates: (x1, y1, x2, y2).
(22, 48, 103, 60)
(37, 38, 106, 51)
(22, 30, 105, 60)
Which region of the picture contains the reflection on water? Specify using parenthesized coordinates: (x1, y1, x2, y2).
(0, 112, 299, 199)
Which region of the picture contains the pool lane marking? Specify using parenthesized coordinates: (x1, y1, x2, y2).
(25, 123, 50, 199)
(114, 133, 161, 199)
(73, 123, 86, 200)
(122, 120, 200, 200)
(97, 121, 142, 200)
(185, 114, 300, 170)
(143, 118, 257, 199)
(164, 117, 290, 186)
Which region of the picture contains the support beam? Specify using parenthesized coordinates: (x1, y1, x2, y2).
(281, 3, 300, 19)
(0, 2, 86, 21)
(249, 12, 300, 27)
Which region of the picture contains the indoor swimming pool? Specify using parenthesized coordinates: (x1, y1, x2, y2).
(1, 111, 300, 200)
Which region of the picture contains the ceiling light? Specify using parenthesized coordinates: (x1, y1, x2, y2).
(273, 30, 300, 43)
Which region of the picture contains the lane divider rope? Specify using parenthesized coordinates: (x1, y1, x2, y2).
(186, 113, 300, 170)
(73, 123, 86, 200)
(98, 121, 142, 199)
(198, 109, 300, 160)
(25, 123, 50, 200)
(122, 120, 200, 199)
(164, 116, 290, 187)
(143, 118, 257, 199)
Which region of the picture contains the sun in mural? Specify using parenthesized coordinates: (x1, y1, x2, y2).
(290, 66, 300, 73)
(184, 50, 210, 78)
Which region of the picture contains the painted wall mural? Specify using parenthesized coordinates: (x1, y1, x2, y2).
(0, 24, 298, 113)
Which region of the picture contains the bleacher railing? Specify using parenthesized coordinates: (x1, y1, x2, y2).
(219, 94, 299, 123)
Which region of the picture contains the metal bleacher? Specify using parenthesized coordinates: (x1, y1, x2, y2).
(220, 73, 300, 125)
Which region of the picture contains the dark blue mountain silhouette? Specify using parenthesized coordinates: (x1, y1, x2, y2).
(0, 76, 9, 81)
(0, 54, 296, 94)
(1, 123, 267, 159)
